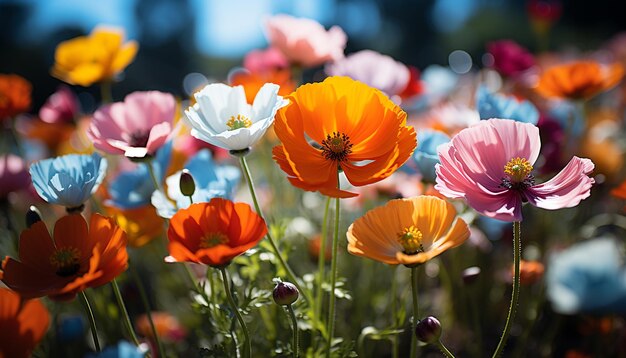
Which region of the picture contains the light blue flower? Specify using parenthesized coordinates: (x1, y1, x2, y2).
(546, 238, 626, 314)
(85, 341, 146, 358)
(412, 129, 450, 183)
(476, 86, 539, 124)
(29, 153, 107, 210)
(107, 141, 172, 209)
(152, 149, 240, 218)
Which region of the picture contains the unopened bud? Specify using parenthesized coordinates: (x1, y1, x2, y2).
(272, 281, 299, 306)
(415, 316, 442, 343)
(179, 169, 196, 197)
(25, 206, 42, 228)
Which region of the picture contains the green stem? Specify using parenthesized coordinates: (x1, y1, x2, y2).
(238, 156, 311, 304)
(130, 268, 166, 358)
(100, 81, 113, 104)
(325, 197, 341, 357)
(491, 221, 522, 358)
(287, 305, 300, 358)
(146, 161, 162, 192)
(79, 291, 101, 352)
(111, 279, 141, 346)
(315, 197, 332, 332)
(219, 267, 251, 358)
(410, 266, 419, 358)
(435, 340, 456, 358)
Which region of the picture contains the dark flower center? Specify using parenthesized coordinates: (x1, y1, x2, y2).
(321, 132, 353, 162)
(50, 247, 81, 277)
(129, 131, 150, 148)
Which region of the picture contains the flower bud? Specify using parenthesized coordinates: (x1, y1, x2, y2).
(272, 281, 299, 306)
(25, 205, 42, 228)
(179, 169, 196, 197)
(415, 316, 442, 343)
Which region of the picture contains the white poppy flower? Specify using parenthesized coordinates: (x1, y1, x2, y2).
(184, 82, 289, 151)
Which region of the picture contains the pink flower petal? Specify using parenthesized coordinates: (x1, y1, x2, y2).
(525, 156, 595, 210)
(145, 122, 172, 155)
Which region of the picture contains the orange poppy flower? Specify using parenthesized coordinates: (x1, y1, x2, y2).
(536, 61, 624, 100)
(136, 311, 186, 342)
(272, 76, 416, 198)
(0, 74, 31, 120)
(347, 195, 469, 266)
(51, 27, 138, 87)
(517, 260, 545, 285)
(106, 205, 164, 247)
(0, 288, 50, 358)
(0, 214, 128, 301)
(167, 198, 267, 267)
(230, 69, 296, 104)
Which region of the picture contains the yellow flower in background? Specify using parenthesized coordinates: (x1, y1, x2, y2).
(52, 26, 138, 87)
(106, 205, 164, 247)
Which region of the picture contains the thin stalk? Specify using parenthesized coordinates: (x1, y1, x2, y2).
(100, 81, 113, 104)
(130, 268, 166, 358)
(435, 340, 456, 358)
(79, 291, 101, 352)
(287, 305, 300, 358)
(409, 266, 419, 358)
(325, 197, 341, 357)
(238, 156, 311, 303)
(146, 161, 162, 192)
(219, 267, 251, 358)
(314, 197, 332, 332)
(491, 221, 522, 358)
(111, 279, 141, 346)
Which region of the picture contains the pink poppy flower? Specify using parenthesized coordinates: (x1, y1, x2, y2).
(88, 91, 175, 158)
(0, 154, 30, 198)
(435, 118, 594, 222)
(39, 85, 79, 124)
(486, 40, 535, 78)
(264, 14, 347, 68)
(243, 47, 289, 73)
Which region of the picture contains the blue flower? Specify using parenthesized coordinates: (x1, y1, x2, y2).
(546, 238, 626, 314)
(85, 341, 146, 358)
(107, 141, 172, 209)
(29, 153, 107, 210)
(152, 149, 240, 218)
(412, 129, 450, 183)
(475, 86, 539, 124)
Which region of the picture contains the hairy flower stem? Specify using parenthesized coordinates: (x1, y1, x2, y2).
(410, 266, 419, 358)
(436, 340, 456, 358)
(287, 305, 300, 358)
(325, 196, 341, 357)
(492, 221, 522, 358)
(314, 196, 332, 338)
(220, 267, 251, 358)
(79, 291, 101, 352)
(238, 156, 311, 304)
(111, 279, 141, 346)
(130, 268, 166, 358)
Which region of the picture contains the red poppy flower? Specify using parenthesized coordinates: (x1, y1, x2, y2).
(0, 288, 50, 358)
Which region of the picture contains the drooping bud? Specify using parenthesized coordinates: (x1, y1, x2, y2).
(179, 169, 196, 197)
(25, 205, 42, 228)
(415, 316, 442, 343)
(272, 281, 299, 306)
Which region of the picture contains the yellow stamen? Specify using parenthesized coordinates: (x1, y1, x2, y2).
(504, 157, 533, 182)
(50, 247, 81, 277)
(199, 232, 229, 249)
(398, 226, 424, 255)
(226, 114, 252, 130)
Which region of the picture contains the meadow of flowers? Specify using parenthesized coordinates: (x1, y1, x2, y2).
(1, 6, 626, 358)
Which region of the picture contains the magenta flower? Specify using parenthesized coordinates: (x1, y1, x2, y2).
(325, 50, 410, 98)
(39, 85, 79, 124)
(243, 47, 289, 73)
(486, 40, 535, 78)
(0, 154, 30, 198)
(264, 14, 347, 68)
(88, 91, 175, 158)
(435, 118, 594, 222)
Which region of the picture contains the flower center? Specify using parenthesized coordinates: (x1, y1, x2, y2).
(398, 226, 424, 255)
(226, 114, 252, 130)
(199, 232, 229, 249)
(321, 132, 353, 162)
(50, 247, 81, 277)
(501, 157, 535, 190)
(129, 130, 150, 148)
